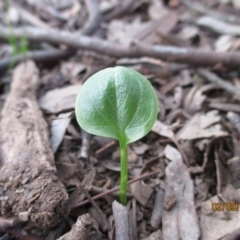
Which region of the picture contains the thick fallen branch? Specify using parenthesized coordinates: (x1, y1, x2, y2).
(1, 26, 240, 67)
(0, 61, 69, 229)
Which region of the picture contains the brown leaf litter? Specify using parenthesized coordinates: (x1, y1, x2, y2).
(2, 0, 240, 239)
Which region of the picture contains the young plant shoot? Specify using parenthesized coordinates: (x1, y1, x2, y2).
(75, 66, 158, 205)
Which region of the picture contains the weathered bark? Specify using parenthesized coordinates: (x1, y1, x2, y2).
(0, 61, 69, 229)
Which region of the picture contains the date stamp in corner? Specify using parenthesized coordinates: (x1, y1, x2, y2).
(212, 202, 240, 212)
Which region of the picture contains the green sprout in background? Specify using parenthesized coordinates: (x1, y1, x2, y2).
(75, 66, 158, 205)
(6, 0, 28, 69)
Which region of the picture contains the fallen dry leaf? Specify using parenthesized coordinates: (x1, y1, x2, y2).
(132, 143, 149, 155)
(160, 77, 180, 95)
(151, 120, 174, 139)
(227, 111, 240, 134)
(228, 156, 240, 188)
(172, 86, 183, 110)
(57, 213, 99, 240)
(50, 112, 72, 153)
(209, 102, 240, 113)
(184, 85, 206, 114)
(148, 0, 169, 20)
(107, 18, 149, 46)
(214, 35, 234, 52)
(177, 110, 228, 140)
(39, 84, 81, 113)
(69, 169, 96, 209)
(200, 110, 221, 128)
(99, 0, 118, 13)
(164, 144, 182, 162)
(168, 0, 180, 8)
(162, 146, 200, 239)
(55, 151, 77, 185)
(141, 230, 163, 240)
(200, 191, 240, 240)
(150, 188, 164, 229)
(232, 0, 240, 9)
(221, 184, 240, 203)
(177, 26, 199, 41)
(130, 181, 153, 206)
(197, 16, 240, 36)
(60, 61, 86, 79)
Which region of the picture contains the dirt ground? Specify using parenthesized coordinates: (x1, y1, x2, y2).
(1, 0, 240, 239)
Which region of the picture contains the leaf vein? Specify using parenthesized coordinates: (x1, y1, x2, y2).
(125, 76, 142, 131)
(90, 79, 116, 133)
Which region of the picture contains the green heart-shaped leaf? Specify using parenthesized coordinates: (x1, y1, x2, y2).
(75, 66, 158, 145)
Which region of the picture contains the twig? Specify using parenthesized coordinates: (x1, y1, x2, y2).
(78, 0, 102, 161)
(171, 137, 189, 166)
(78, 181, 109, 232)
(71, 170, 161, 209)
(227, 112, 240, 135)
(181, 0, 240, 24)
(95, 140, 117, 158)
(150, 188, 164, 229)
(7, 229, 41, 240)
(82, 0, 102, 35)
(0, 217, 16, 231)
(112, 201, 136, 240)
(197, 68, 240, 100)
(79, 129, 92, 161)
(12, 2, 55, 30)
(1, 26, 240, 67)
(0, 0, 101, 73)
(0, 49, 74, 72)
(0, 234, 9, 240)
(197, 16, 240, 36)
(103, 0, 135, 21)
(90, 185, 133, 197)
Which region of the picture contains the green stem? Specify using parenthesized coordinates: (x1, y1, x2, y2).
(119, 141, 128, 205)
